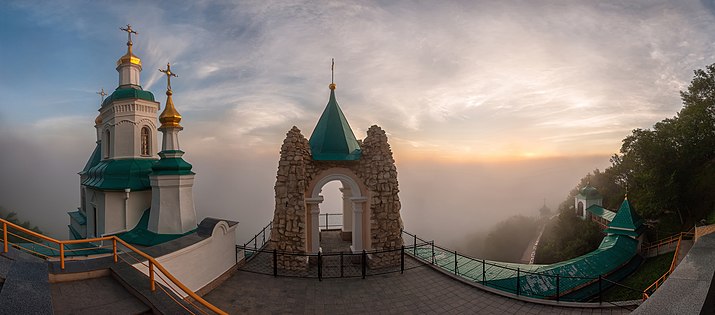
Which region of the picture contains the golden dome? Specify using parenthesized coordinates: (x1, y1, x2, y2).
(116, 44, 142, 67)
(95, 114, 103, 125)
(159, 90, 182, 128)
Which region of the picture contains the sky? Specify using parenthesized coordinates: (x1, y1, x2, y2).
(1, 1, 714, 247)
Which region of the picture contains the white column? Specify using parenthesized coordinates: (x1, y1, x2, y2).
(340, 187, 353, 234)
(350, 197, 368, 253)
(161, 126, 182, 151)
(305, 196, 324, 254)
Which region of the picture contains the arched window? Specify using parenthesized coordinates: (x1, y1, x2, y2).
(141, 127, 151, 156)
(104, 130, 111, 158)
(577, 201, 584, 217)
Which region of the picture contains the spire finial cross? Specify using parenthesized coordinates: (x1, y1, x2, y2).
(120, 24, 138, 46)
(331, 58, 335, 84)
(97, 88, 107, 104)
(159, 63, 178, 92)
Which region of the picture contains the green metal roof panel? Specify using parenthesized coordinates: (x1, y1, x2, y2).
(67, 210, 86, 225)
(80, 143, 102, 175)
(607, 199, 645, 232)
(102, 87, 155, 107)
(116, 209, 195, 246)
(585, 204, 616, 222)
(309, 89, 362, 161)
(82, 158, 157, 191)
(151, 151, 194, 176)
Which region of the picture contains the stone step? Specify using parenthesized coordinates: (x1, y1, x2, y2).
(0, 248, 53, 314)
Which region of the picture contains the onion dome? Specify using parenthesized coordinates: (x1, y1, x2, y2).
(159, 89, 182, 128)
(94, 114, 103, 125)
(116, 25, 142, 67)
(578, 183, 602, 199)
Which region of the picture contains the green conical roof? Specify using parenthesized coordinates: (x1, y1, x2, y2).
(308, 88, 361, 161)
(604, 197, 645, 236)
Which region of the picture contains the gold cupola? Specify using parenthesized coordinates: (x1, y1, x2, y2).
(158, 63, 182, 129)
(117, 25, 142, 67)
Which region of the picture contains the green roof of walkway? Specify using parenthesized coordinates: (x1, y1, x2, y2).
(308, 89, 361, 161)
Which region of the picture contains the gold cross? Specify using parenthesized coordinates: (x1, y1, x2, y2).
(97, 88, 107, 103)
(331, 58, 335, 84)
(120, 24, 138, 44)
(159, 63, 178, 91)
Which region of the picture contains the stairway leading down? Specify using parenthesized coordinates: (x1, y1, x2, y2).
(0, 247, 53, 314)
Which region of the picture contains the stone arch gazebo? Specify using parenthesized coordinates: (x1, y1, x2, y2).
(269, 80, 403, 270)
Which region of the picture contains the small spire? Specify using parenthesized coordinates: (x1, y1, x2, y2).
(329, 58, 336, 90)
(158, 63, 182, 129)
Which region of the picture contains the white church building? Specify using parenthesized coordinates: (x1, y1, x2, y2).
(69, 25, 197, 242)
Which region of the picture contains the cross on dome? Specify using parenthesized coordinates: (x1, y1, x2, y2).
(159, 63, 178, 91)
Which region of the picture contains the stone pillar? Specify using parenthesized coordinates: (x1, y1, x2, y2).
(340, 187, 353, 240)
(350, 197, 368, 253)
(305, 196, 323, 254)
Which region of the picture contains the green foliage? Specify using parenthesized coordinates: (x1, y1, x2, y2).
(602, 252, 674, 301)
(0, 206, 43, 243)
(481, 215, 539, 262)
(534, 209, 603, 264)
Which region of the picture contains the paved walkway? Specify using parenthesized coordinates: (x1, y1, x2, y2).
(204, 259, 631, 314)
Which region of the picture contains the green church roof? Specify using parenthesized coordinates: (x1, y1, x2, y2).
(82, 158, 157, 191)
(605, 198, 645, 236)
(308, 89, 362, 161)
(79, 143, 102, 175)
(102, 87, 155, 107)
(586, 204, 616, 222)
(576, 184, 602, 200)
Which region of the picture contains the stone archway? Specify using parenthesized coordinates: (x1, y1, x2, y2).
(269, 125, 403, 270)
(306, 170, 369, 254)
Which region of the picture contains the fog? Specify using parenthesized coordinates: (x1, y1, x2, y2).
(0, 126, 610, 252)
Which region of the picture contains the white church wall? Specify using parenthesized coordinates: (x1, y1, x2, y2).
(125, 190, 152, 230)
(103, 191, 126, 235)
(148, 174, 197, 234)
(131, 221, 237, 298)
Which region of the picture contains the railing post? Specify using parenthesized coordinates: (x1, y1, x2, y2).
(60, 244, 65, 270)
(516, 268, 521, 296)
(3, 222, 7, 253)
(401, 245, 405, 274)
(273, 249, 278, 277)
(413, 234, 417, 256)
(598, 275, 602, 304)
(454, 250, 458, 275)
(317, 252, 322, 281)
(556, 274, 560, 302)
(324, 213, 328, 230)
(340, 252, 344, 278)
(112, 238, 118, 263)
(262, 230, 265, 245)
(149, 262, 156, 292)
(431, 241, 435, 265)
(362, 250, 367, 279)
(482, 259, 486, 285)
(254, 236, 257, 249)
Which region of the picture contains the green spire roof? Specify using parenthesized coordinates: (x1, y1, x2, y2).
(309, 89, 361, 161)
(604, 198, 645, 236)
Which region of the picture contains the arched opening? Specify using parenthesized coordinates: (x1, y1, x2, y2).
(306, 171, 368, 254)
(315, 180, 351, 253)
(140, 126, 151, 156)
(577, 201, 584, 218)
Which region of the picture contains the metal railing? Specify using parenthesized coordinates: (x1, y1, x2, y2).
(238, 221, 273, 262)
(319, 213, 343, 230)
(642, 231, 694, 300)
(401, 229, 643, 309)
(0, 219, 227, 315)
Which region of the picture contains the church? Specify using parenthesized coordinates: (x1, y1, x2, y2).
(68, 25, 198, 243)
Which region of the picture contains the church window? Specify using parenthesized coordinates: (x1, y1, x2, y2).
(577, 201, 584, 217)
(141, 127, 151, 156)
(104, 130, 111, 158)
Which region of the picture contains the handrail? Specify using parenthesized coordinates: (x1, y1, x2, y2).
(0, 218, 227, 315)
(642, 231, 694, 301)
